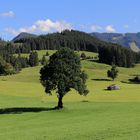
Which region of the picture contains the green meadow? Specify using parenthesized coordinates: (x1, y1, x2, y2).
(0, 50, 140, 140)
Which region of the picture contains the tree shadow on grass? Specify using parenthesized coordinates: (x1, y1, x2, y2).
(0, 107, 58, 115)
(129, 74, 140, 76)
(121, 81, 140, 84)
(92, 78, 112, 81)
(87, 59, 99, 63)
(81, 100, 89, 102)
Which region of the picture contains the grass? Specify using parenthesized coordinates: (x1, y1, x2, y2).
(14, 50, 98, 60)
(0, 50, 140, 139)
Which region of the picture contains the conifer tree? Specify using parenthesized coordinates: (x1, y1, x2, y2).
(107, 64, 118, 81)
(29, 51, 39, 67)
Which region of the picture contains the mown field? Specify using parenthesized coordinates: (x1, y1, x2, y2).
(0, 50, 140, 140)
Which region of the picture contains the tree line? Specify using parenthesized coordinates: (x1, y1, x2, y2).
(14, 30, 100, 52)
(0, 40, 41, 75)
(14, 30, 140, 67)
(0, 30, 140, 75)
(98, 44, 140, 67)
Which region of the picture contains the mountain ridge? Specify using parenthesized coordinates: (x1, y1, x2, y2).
(12, 32, 37, 42)
(12, 31, 140, 52)
(90, 32, 140, 52)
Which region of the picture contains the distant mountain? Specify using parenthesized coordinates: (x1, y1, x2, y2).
(90, 32, 140, 52)
(12, 32, 37, 42)
(12, 32, 140, 52)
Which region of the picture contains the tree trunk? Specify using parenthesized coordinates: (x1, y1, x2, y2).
(57, 94, 63, 109)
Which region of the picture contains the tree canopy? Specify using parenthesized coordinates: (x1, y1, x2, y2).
(40, 48, 88, 109)
(107, 64, 118, 81)
(29, 51, 39, 67)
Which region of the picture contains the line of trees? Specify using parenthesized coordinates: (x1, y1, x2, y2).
(0, 30, 140, 73)
(14, 30, 100, 53)
(98, 44, 140, 68)
(0, 41, 40, 75)
(14, 30, 140, 68)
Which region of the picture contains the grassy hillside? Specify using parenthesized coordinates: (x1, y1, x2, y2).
(14, 50, 98, 60)
(0, 50, 140, 140)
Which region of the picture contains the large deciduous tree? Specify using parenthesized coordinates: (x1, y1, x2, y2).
(40, 48, 88, 109)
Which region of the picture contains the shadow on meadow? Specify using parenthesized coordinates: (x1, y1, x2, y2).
(92, 78, 112, 81)
(0, 107, 57, 114)
(121, 81, 140, 84)
(87, 59, 99, 63)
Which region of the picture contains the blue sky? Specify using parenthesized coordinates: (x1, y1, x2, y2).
(0, 0, 140, 40)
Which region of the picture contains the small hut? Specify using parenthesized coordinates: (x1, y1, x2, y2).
(107, 84, 120, 90)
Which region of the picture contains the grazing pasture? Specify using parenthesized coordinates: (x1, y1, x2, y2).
(0, 50, 140, 140)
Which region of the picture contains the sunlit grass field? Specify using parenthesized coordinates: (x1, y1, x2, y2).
(0, 50, 140, 140)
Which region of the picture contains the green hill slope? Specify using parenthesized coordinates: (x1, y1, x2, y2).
(0, 50, 140, 140)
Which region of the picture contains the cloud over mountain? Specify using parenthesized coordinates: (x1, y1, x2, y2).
(90, 24, 116, 33)
(5, 19, 72, 35)
(105, 25, 116, 33)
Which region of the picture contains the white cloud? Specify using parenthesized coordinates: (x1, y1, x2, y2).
(35, 19, 72, 32)
(89, 24, 116, 33)
(5, 19, 72, 35)
(5, 25, 37, 35)
(0, 11, 15, 17)
(91, 25, 102, 32)
(105, 25, 116, 33)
